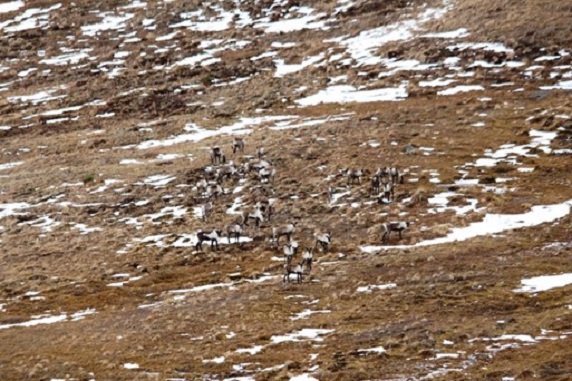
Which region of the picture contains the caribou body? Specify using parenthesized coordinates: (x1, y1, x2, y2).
(314, 232, 331, 252)
(242, 208, 264, 228)
(346, 169, 364, 185)
(226, 223, 243, 244)
(283, 248, 313, 283)
(215, 163, 237, 183)
(232, 137, 245, 154)
(283, 241, 301, 264)
(196, 229, 223, 251)
(211, 146, 226, 164)
(381, 222, 410, 243)
(257, 146, 265, 159)
(272, 222, 296, 245)
(201, 201, 213, 222)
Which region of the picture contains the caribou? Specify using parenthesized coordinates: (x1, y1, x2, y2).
(256, 166, 276, 184)
(314, 232, 331, 252)
(232, 137, 245, 154)
(244, 158, 272, 173)
(389, 167, 403, 184)
(242, 207, 264, 228)
(346, 169, 364, 185)
(210, 146, 226, 164)
(226, 223, 243, 244)
(254, 199, 273, 221)
(215, 163, 237, 183)
(283, 248, 313, 283)
(283, 261, 304, 284)
(327, 186, 335, 203)
(206, 183, 224, 199)
(257, 146, 266, 159)
(196, 229, 223, 252)
(302, 247, 313, 272)
(375, 167, 389, 178)
(371, 175, 381, 194)
(201, 201, 213, 222)
(283, 242, 297, 264)
(383, 182, 394, 201)
(272, 222, 296, 245)
(196, 178, 208, 194)
(381, 221, 411, 243)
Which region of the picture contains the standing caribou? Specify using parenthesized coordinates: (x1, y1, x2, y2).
(302, 247, 313, 272)
(389, 167, 403, 184)
(196, 229, 223, 252)
(242, 207, 264, 228)
(257, 146, 266, 159)
(371, 175, 381, 194)
(201, 201, 213, 222)
(382, 181, 394, 201)
(283, 247, 313, 284)
(226, 223, 243, 244)
(232, 137, 245, 154)
(381, 221, 411, 243)
(346, 169, 364, 185)
(254, 199, 273, 222)
(314, 232, 331, 252)
(283, 243, 296, 264)
(210, 146, 226, 164)
(272, 222, 296, 245)
(215, 163, 237, 183)
(256, 166, 276, 184)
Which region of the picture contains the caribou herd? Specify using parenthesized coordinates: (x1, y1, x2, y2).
(190, 139, 411, 283)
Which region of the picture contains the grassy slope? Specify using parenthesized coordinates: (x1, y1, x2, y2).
(0, 0, 571, 379)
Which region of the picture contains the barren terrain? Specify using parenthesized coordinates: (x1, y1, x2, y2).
(1, 0, 572, 380)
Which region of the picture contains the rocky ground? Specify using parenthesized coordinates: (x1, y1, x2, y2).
(1, 0, 571, 380)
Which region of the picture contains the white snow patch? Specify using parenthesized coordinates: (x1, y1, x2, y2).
(81, 13, 134, 36)
(19, 215, 60, 232)
(270, 114, 352, 130)
(361, 199, 572, 252)
(70, 223, 103, 235)
(136, 116, 296, 149)
(357, 284, 397, 293)
(120, 159, 144, 165)
(357, 346, 387, 354)
(0, 309, 96, 330)
(271, 328, 335, 344)
(0, 161, 23, 171)
(296, 83, 408, 106)
(274, 53, 324, 77)
(434, 353, 460, 360)
(421, 28, 469, 39)
(438, 85, 484, 96)
(236, 345, 265, 355)
(290, 375, 319, 381)
(141, 174, 176, 187)
(255, 8, 327, 33)
(40, 49, 92, 66)
(447, 42, 513, 53)
(419, 78, 456, 87)
(540, 80, 572, 90)
(0, 1, 24, 13)
(290, 309, 331, 321)
(341, 1, 452, 66)
(203, 356, 225, 364)
(1, 4, 62, 32)
(474, 130, 557, 167)
(514, 273, 572, 293)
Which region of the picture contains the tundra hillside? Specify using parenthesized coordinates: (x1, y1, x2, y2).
(1, 0, 571, 380)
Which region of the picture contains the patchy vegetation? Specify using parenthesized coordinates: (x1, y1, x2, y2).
(0, 0, 571, 380)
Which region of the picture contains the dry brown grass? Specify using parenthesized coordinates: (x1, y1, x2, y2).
(1, 0, 572, 379)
